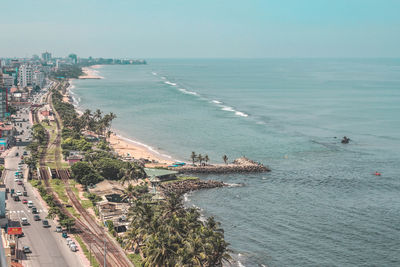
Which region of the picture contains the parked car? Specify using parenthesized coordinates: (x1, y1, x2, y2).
(68, 241, 76, 248)
(42, 220, 50, 228)
(33, 215, 40, 221)
(62, 232, 68, 238)
(23, 246, 31, 253)
(23, 191, 28, 196)
(17, 181, 23, 185)
(23, 151, 28, 156)
(66, 238, 72, 245)
(10, 189, 15, 195)
(16, 191, 22, 196)
(16, 152, 19, 157)
(22, 199, 28, 204)
(70, 244, 77, 252)
(56, 226, 62, 232)
(14, 196, 20, 201)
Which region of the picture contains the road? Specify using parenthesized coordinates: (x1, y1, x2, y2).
(4, 89, 84, 267)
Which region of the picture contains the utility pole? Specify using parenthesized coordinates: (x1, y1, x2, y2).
(104, 236, 107, 267)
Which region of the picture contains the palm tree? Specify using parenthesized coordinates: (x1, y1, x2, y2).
(197, 154, 203, 166)
(190, 151, 197, 166)
(122, 184, 135, 203)
(222, 155, 228, 164)
(204, 154, 209, 165)
(121, 164, 145, 185)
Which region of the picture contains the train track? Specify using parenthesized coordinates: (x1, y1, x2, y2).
(36, 86, 132, 267)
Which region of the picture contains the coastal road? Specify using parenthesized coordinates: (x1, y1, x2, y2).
(4, 101, 84, 266)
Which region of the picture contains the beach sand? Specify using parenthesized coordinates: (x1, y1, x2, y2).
(79, 65, 103, 79)
(109, 133, 174, 166)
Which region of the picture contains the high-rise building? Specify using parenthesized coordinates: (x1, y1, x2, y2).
(0, 73, 7, 120)
(18, 64, 33, 88)
(33, 70, 45, 88)
(42, 51, 52, 62)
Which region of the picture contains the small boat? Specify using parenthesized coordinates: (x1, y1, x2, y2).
(374, 172, 381, 176)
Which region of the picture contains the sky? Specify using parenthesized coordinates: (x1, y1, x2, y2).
(0, 0, 399, 58)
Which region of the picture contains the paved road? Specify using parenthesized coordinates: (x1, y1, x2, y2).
(4, 91, 84, 267)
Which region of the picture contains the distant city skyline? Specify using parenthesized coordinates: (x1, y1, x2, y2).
(0, 0, 399, 58)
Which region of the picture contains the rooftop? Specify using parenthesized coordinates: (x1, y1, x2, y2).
(144, 168, 178, 178)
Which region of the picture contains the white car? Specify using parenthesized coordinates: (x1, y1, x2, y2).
(16, 191, 22, 196)
(21, 217, 29, 225)
(27, 201, 33, 208)
(14, 178, 21, 182)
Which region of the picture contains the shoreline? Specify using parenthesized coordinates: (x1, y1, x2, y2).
(78, 65, 104, 79)
(66, 79, 176, 166)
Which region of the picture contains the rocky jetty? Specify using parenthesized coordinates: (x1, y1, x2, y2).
(159, 179, 226, 196)
(169, 157, 270, 174)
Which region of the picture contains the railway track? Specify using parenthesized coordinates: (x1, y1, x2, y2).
(35, 86, 132, 267)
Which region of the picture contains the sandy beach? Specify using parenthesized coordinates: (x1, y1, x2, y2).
(79, 65, 103, 79)
(109, 133, 174, 165)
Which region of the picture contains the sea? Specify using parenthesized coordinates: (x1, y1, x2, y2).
(70, 59, 400, 267)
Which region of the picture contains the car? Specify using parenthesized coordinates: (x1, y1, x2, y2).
(56, 226, 62, 232)
(17, 181, 23, 185)
(16, 152, 19, 157)
(17, 232, 24, 238)
(66, 237, 72, 245)
(62, 232, 68, 238)
(20, 156, 24, 159)
(42, 220, 50, 228)
(22, 199, 28, 204)
(23, 191, 27, 196)
(21, 218, 29, 225)
(32, 207, 37, 214)
(27, 201, 33, 208)
(23, 151, 28, 156)
(14, 196, 20, 201)
(70, 244, 77, 252)
(68, 241, 76, 248)
(33, 215, 40, 221)
(16, 191, 22, 196)
(14, 178, 21, 182)
(23, 246, 31, 253)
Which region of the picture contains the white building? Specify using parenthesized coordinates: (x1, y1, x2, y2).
(1, 73, 14, 88)
(33, 71, 45, 88)
(18, 64, 33, 88)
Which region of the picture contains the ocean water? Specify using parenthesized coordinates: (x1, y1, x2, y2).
(71, 59, 400, 267)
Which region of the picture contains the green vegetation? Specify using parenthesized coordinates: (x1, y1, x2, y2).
(50, 65, 83, 79)
(122, 193, 231, 266)
(74, 235, 101, 267)
(71, 161, 103, 186)
(49, 179, 68, 203)
(127, 253, 143, 267)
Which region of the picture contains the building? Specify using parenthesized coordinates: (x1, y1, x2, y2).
(17, 64, 33, 88)
(41, 51, 52, 62)
(144, 168, 178, 181)
(33, 70, 45, 88)
(0, 73, 8, 120)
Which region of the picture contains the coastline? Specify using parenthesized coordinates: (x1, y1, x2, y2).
(67, 74, 175, 166)
(78, 65, 104, 79)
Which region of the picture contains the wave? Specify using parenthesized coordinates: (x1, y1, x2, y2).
(220, 105, 249, 117)
(211, 100, 222, 104)
(164, 81, 177, 86)
(235, 111, 249, 117)
(226, 183, 245, 187)
(151, 72, 157, 76)
(179, 88, 199, 96)
(161, 76, 166, 80)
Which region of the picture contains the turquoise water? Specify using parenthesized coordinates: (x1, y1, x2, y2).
(72, 59, 400, 267)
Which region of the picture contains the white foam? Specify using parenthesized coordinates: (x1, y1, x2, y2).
(221, 106, 235, 112)
(235, 111, 249, 117)
(179, 88, 199, 96)
(161, 76, 166, 80)
(151, 72, 157, 76)
(238, 261, 246, 267)
(226, 183, 244, 187)
(164, 81, 177, 86)
(211, 100, 222, 104)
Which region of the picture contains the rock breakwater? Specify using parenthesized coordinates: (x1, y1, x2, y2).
(160, 179, 226, 196)
(169, 157, 270, 174)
